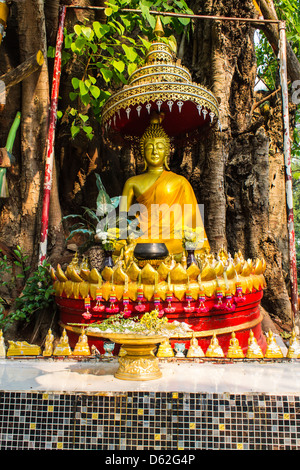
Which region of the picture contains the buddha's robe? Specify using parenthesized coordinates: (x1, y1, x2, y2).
(134, 170, 209, 254)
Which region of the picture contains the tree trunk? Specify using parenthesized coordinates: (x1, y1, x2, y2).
(186, 0, 292, 322)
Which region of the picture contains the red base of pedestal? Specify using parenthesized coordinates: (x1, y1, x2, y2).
(56, 289, 266, 356)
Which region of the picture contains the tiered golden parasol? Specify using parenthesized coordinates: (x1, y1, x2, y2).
(101, 17, 220, 145)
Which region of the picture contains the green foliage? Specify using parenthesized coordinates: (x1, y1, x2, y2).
(1, 262, 55, 330)
(0, 247, 55, 330)
(63, 173, 121, 252)
(51, 0, 194, 140)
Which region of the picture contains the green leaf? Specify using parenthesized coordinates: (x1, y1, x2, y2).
(93, 21, 110, 38)
(71, 77, 80, 90)
(74, 24, 82, 36)
(82, 26, 94, 40)
(79, 80, 88, 95)
(105, 7, 113, 16)
(71, 125, 80, 138)
(79, 113, 89, 123)
(122, 44, 138, 62)
(112, 59, 125, 73)
(100, 68, 113, 82)
(69, 92, 78, 101)
(90, 85, 101, 99)
(128, 62, 137, 76)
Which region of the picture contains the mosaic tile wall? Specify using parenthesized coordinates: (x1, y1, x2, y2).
(0, 391, 300, 450)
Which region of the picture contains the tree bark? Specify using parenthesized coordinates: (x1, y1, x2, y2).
(0, 51, 44, 90)
(186, 0, 292, 322)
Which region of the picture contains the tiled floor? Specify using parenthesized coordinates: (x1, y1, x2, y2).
(1, 358, 300, 450)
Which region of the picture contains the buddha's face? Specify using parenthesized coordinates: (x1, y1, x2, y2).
(144, 137, 167, 168)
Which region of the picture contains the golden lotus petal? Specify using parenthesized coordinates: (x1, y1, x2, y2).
(253, 259, 263, 275)
(214, 262, 224, 277)
(113, 265, 127, 285)
(50, 266, 57, 281)
(56, 264, 68, 282)
(234, 261, 243, 275)
(66, 267, 83, 283)
(156, 282, 168, 300)
(173, 284, 186, 301)
(101, 266, 113, 282)
(89, 283, 101, 300)
(126, 261, 141, 281)
(241, 261, 252, 277)
(64, 280, 74, 298)
(88, 268, 102, 284)
(115, 285, 124, 301)
(226, 262, 236, 280)
(143, 284, 155, 301)
(246, 276, 253, 292)
(202, 280, 218, 297)
(228, 279, 237, 295)
(79, 268, 90, 281)
(216, 279, 226, 296)
(72, 282, 80, 299)
(128, 282, 138, 301)
(170, 263, 188, 284)
(186, 263, 201, 280)
(189, 282, 199, 300)
(157, 262, 171, 280)
(79, 281, 90, 299)
(200, 264, 217, 281)
(141, 263, 157, 285)
(102, 282, 111, 301)
(54, 280, 64, 297)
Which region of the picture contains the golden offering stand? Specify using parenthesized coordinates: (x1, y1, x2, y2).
(95, 332, 165, 381)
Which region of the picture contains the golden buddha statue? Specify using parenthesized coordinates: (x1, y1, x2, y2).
(186, 334, 204, 358)
(245, 329, 264, 359)
(205, 333, 224, 358)
(0, 330, 5, 357)
(43, 328, 54, 357)
(226, 332, 244, 359)
(156, 337, 174, 357)
(72, 328, 91, 356)
(53, 329, 72, 356)
(264, 329, 284, 359)
(287, 329, 300, 358)
(119, 114, 210, 255)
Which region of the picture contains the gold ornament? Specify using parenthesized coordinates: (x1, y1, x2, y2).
(264, 330, 284, 359)
(7, 341, 41, 356)
(156, 337, 174, 358)
(245, 330, 264, 358)
(72, 329, 91, 356)
(43, 329, 54, 357)
(205, 333, 224, 358)
(287, 329, 300, 358)
(186, 334, 204, 358)
(0, 330, 5, 357)
(53, 329, 72, 356)
(226, 332, 244, 358)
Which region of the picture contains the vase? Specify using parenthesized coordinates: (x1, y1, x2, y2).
(186, 249, 196, 267)
(103, 250, 114, 268)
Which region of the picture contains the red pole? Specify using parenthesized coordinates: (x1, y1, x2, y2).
(38, 6, 66, 264)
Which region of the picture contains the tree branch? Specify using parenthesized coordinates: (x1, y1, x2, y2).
(0, 50, 44, 90)
(257, 0, 300, 82)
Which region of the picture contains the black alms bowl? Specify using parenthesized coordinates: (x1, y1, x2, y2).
(133, 243, 169, 260)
